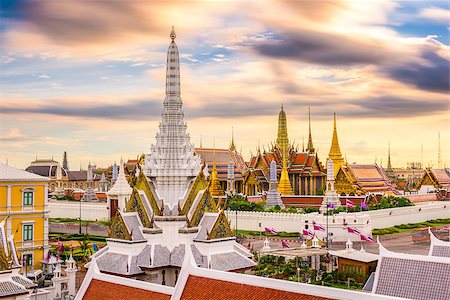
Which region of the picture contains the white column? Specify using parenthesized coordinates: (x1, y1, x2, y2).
(66, 269, 77, 296)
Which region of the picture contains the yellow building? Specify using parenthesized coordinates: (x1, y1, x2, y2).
(0, 163, 49, 270)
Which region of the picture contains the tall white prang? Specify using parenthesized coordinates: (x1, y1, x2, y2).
(144, 27, 201, 210)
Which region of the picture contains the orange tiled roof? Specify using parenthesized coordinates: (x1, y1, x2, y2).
(83, 279, 171, 300)
(180, 275, 331, 300)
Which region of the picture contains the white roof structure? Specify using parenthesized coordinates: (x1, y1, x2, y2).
(107, 159, 132, 196)
(371, 240, 450, 300)
(0, 163, 49, 182)
(428, 227, 450, 258)
(77, 246, 400, 300)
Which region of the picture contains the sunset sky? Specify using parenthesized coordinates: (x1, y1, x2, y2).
(1, 0, 449, 169)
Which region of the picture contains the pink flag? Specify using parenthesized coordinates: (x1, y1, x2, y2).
(346, 199, 355, 208)
(313, 222, 326, 231)
(281, 240, 290, 248)
(265, 227, 277, 234)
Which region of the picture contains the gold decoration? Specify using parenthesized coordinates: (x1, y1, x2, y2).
(126, 188, 153, 228)
(328, 113, 345, 176)
(189, 190, 218, 227)
(109, 211, 132, 240)
(207, 210, 233, 240)
(181, 171, 208, 215)
(135, 172, 162, 216)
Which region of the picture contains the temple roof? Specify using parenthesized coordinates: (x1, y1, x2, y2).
(82, 279, 171, 300)
(429, 228, 450, 258)
(340, 164, 398, 195)
(195, 148, 246, 180)
(370, 241, 450, 300)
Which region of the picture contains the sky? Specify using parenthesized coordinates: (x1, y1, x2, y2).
(0, 0, 449, 170)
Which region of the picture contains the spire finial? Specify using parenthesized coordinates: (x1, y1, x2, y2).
(281, 103, 284, 111)
(200, 135, 203, 148)
(170, 26, 176, 41)
(229, 127, 236, 152)
(306, 107, 315, 153)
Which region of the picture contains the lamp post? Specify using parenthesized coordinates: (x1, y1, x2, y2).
(79, 198, 82, 234)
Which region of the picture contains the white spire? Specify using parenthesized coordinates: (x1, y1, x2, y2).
(143, 27, 201, 210)
(107, 159, 132, 196)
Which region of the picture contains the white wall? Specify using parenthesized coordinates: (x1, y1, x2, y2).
(367, 201, 450, 229)
(227, 201, 450, 242)
(48, 201, 108, 221)
(226, 210, 372, 242)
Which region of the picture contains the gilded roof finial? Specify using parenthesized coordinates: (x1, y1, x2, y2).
(170, 26, 176, 41)
(306, 107, 315, 154)
(229, 127, 236, 152)
(329, 112, 344, 175)
(210, 137, 223, 196)
(200, 135, 203, 148)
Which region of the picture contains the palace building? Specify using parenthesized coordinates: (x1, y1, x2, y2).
(96, 27, 255, 287)
(245, 107, 326, 196)
(0, 163, 49, 270)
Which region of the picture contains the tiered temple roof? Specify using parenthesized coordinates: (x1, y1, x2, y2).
(335, 164, 398, 196)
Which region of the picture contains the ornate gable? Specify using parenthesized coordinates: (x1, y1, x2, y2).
(335, 167, 358, 195)
(417, 169, 439, 190)
(135, 171, 161, 215)
(181, 171, 208, 215)
(109, 211, 132, 241)
(207, 210, 233, 240)
(126, 188, 153, 228)
(188, 190, 218, 227)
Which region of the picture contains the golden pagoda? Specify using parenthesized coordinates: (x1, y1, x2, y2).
(276, 105, 294, 195)
(328, 113, 345, 176)
(210, 140, 224, 196)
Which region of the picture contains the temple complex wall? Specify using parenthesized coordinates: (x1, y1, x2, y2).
(227, 201, 450, 242)
(48, 200, 108, 221)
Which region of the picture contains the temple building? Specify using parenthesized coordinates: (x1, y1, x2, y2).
(89, 27, 255, 288)
(245, 106, 326, 196)
(334, 164, 398, 196)
(417, 168, 450, 194)
(194, 135, 247, 195)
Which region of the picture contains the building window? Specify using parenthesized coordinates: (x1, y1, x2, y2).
(22, 253, 33, 267)
(23, 191, 33, 206)
(23, 224, 33, 241)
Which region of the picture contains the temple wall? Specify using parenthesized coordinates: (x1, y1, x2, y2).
(226, 210, 372, 243)
(228, 201, 450, 242)
(367, 201, 450, 229)
(48, 200, 108, 221)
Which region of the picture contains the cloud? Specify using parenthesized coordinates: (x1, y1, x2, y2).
(38, 74, 50, 79)
(345, 96, 449, 118)
(0, 98, 162, 120)
(382, 49, 450, 93)
(252, 29, 391, 66)
(0, 128, 26, 141)
(419, 7, 450, 24)
(0, 56, 15, 64)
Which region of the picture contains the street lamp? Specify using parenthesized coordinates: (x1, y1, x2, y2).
(79, 198, 82, 234)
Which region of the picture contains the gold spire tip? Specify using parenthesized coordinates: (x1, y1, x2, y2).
(170, 26, 176, 41)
